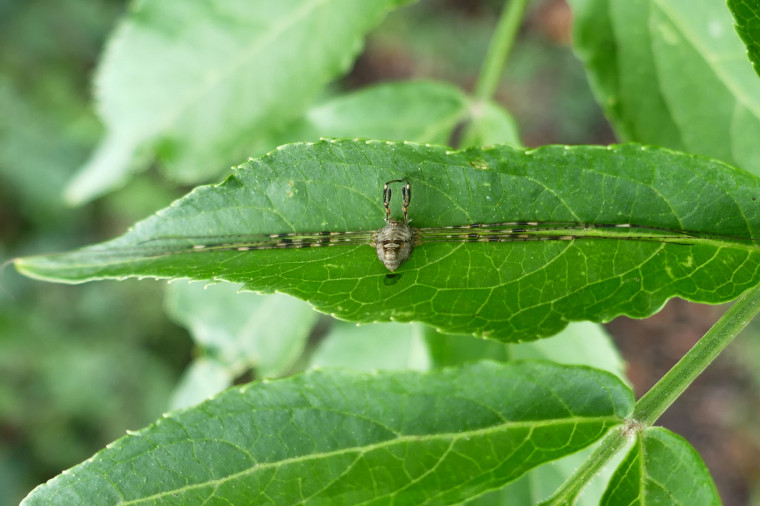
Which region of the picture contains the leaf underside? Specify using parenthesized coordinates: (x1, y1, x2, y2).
(15, 140, 760, 341)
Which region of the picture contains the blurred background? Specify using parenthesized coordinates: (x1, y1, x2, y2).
(1, 0, 759, 504)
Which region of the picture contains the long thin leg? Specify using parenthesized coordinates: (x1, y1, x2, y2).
(383, 181, 394, 222)
(401, 181, 410, 222)
(383, 179, 411, 223)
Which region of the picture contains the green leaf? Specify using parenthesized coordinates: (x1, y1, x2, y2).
(471, 323, 627, 504)
(66, 0, 410, 204)
(425, 330, 511, 367)
(253, 80, 504, 156)
(511, 322, 626, 381)
(601, 427, 720, 505)
(169, 358, 233, 411)
(21, 362, 633, 505)
(293, 80, 479, 147)
(15, 140, 760, 341)
(569, 0, 760, 175)
(309, 321, 431, 371)
(166, 281, 316, 379)
(458, 99, 522, 148)
(728, 0, 760, 79)
(322, 317, 627, 506)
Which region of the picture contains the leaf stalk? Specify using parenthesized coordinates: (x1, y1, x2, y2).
(541, 282, 760, 504)
(633, 283, 760, 425)
(473, 0, 530, 102)
(538, 426, 630, 506)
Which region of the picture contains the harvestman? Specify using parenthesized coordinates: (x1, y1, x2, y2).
(163, 179, 716, 272)
(369, 179, 703, 271)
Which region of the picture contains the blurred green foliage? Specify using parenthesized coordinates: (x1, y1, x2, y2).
(0, 1, 604, 501)
(0, 1, 191, 502)
(5, 0, 759, 503)
(0, 0, 670, 502)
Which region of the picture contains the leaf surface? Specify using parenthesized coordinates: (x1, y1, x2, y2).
(166, 282, 315, 379)
(300, 80, 480, 146)
(470, 323, 627, 504)
(569, 0, 760, 175)
(165, 281, 317, 409)
(728, 0, 760, 78)
(22, 362, 632, 505)
(240, 80, 490, 158)
(16, 140, 760, 341)
(601, 427, 720, 505)
(310, 321, 431, 371)
(66, 0, 410, 203)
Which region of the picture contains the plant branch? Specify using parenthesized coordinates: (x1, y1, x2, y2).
(633, 284, 760, 424)
(473, 0, 530, 102)
(538, 426, 630, 506)
(541, 283, 760, 504)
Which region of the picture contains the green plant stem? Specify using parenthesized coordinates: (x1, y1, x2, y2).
(634, 283, 760, 425)
(473, 0, 529, 102)
(539, 427, 630, 506)
(541, 283, 760, 505)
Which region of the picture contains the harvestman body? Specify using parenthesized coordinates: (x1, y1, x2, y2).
(371, 179, 418, 271)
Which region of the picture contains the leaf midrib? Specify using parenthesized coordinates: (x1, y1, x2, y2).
(118, 416, 622, 504)
(153, 0, 332, 139)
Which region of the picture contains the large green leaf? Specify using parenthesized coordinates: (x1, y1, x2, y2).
(728, 0, 760, 78)
(569, 0, 760, 176)
(601, 427, 720, 505)
(469, 323, 627, 505)
(21, 362, 632, 505)
(15, 140, 760, 341)
(66, 0, 411, 203)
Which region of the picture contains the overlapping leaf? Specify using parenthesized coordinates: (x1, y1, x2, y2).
(569, 0, 760, 175)
(602, 427, 720, 505)
(166, 282, 317, 409)
(66, 0, 412, 203)
(728, 0, 760, 78)
(21, 362, 632, 505)
(16, 140, 760, 341)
